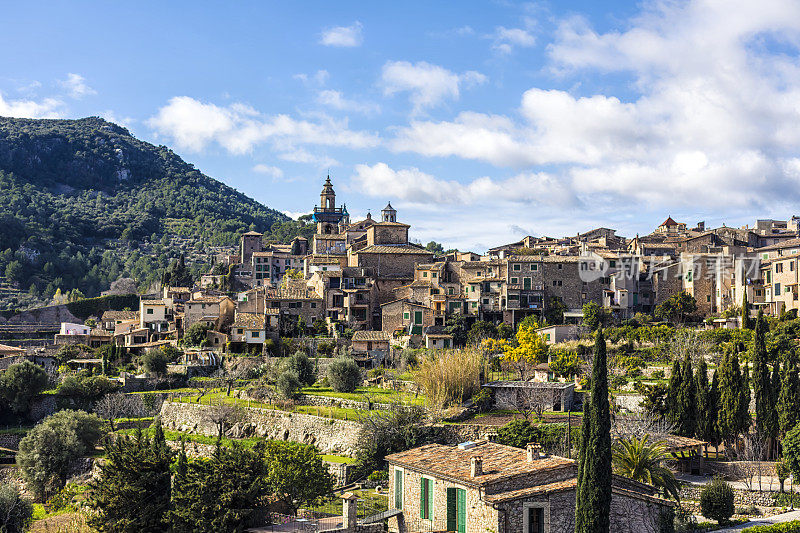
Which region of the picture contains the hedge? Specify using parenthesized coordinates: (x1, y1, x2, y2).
(745, 521, 800, 532)
(65, 294, 139, 320)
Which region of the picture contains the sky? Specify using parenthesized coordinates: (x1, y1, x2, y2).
(3, 1, 800, 252)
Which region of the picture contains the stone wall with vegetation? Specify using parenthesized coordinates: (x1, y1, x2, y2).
(159, 401, 362, 455)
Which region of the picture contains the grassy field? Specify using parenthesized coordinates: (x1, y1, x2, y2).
(301, 385, 424, 405)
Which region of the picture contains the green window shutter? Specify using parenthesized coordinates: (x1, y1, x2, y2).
(395, 470, 403, 509)
(420, 479, 426, 518)
(427, 479, 434, 520)
(446, 488, 457, 531)
(457, 488, 466, 533)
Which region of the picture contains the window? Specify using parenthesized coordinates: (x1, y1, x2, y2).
(146, 308, 153, 315)
(394, 469, 403, 509)
(777, 263, 784, 274)
(471, 302, 477, 308)
(511, 277, 518, 284)
(776, 283, 782, 295)
(532, 264, 538, 271)
(237, 328, 244, 334)
(483, 298, 489, 305)
(403, 312, 410, 320)
(251, 331, 260, 338)
(609, 260, 616, 267)
(423, 272, 428, 277)
(513, 264, 521, 271)
(707, 295, 711, 303)
(420, 478, 434, 520)
(557, 264, 563, 270)
(524, 505, 547, 533)
(432, 273, 437, 278)
(310, 302, 317, 308)
(446, 487, 466, 533)
(792, 262, 796, 272)
(448, 287, 454, 295)
(477, 271, 482, 276)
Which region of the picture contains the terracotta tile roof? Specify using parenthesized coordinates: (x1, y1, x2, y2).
(233, 312, 266, 330)
(372, 221, 410, 227)
(758, 237, 800, 251)
(484, 478, 577, 503)
(385, 442, 574, 487)
(187, 296, 228, 304)
(242, 231, 263, 236)
(660, 216, 680, 227)
(101, 310, 137, 321)
(140, 299, 166, 305)
(264, 287, 321, 300)
(352, 330, 390, 342)
(356, 244, 431, 254)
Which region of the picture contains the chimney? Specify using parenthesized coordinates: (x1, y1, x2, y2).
(526, 443, 542, 462)
(470, 456, 483, 477)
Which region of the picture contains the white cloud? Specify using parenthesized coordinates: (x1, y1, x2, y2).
(294, 70, 330, 86)
(492, 26, 536, 54)
(282, 210, 309, 220)
(147, 96, 379, 154)
(317, 90, 380, 115)
(252, 164, 284, 178)
(390, 0, 800, 211)
(351, 162, 577, 207)
(101, 110, 135, 129)
(58, 73, 96, 98)
(320, 22, 363, 47)
(381, 61, 487, 113)
(0, 93, 64, 118)
(278, 148, 339, 169)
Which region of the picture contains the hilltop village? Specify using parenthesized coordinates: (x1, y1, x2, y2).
(81, 176, 800, 358)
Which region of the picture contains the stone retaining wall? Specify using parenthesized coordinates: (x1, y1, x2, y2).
(0, 434, 23, 450)
(680, 485, 777, 507)
(298, 394, 409, 412)
(705, 461, 778, 480)
(159, 401, 362, 456)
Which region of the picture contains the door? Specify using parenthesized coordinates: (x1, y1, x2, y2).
(523, 277, 531, 290)
(414, 310, 423, 324)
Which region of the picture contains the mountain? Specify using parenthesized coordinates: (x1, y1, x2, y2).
(0, 116, 307, 309)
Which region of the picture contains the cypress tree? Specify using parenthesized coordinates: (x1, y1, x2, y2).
(666, 358, 683, 427)
(740, 360, 752, 436)
(770, 362, 781, 439)
(709, 370, 720, 445)
(677, 354, 697, 437)
(753, 311, 772, 438)
(717, 348, 744, 450)
(778, 356, 800, 438)
(741, 292, 752, 330)
(575, 329, 612, 533)
(696, 359, 715, 444)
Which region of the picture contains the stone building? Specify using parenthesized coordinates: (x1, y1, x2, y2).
(386, 441, 673, 533)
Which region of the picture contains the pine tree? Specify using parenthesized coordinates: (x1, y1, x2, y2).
(696, 359, 716, 444)
(666, 358, 683, 427)
(753, 311, 772, 438)
(778, 356, 800, 438)
(575, 329, 612, 533)
(677, 354, 697, 437)
(741, 291, 752, 330)
(170, 442, 269, 532)
(87, 425, 173, 532)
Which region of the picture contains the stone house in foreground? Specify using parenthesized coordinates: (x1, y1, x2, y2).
(386, 441, 673, 533)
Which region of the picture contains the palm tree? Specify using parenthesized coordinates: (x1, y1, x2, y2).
(612, 435, 681, 501)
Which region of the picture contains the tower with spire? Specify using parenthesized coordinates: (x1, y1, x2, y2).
(311, 175, 346, 235)
(381, 202, 397, 223)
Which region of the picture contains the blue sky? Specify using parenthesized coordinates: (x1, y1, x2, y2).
(3, 1, 800, 252)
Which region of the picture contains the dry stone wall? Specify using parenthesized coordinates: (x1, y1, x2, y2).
(159, 401, 362, 455)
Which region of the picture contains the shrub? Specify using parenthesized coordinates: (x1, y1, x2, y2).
(17, 410, 104, 499)
(700, 477, 735, 524)
(0, 482, 33, 533)
(367, 470, 388, 482)
(276, 370, 301, 399)
(470, 388, 494, 412)
(58, 374, 118, 400)
(651, 369, 665, 380)
(414, 349, 482, 409)
(141, 349, 169, 376)
(327, 358, 362, 393)
(286, 351, 315, 386)
(746, 521, 800, 532)
(0, 361, 49, 415)
(610, 375, 628, 389)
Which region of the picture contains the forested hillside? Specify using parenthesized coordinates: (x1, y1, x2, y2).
(0, 116, 311, 310)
